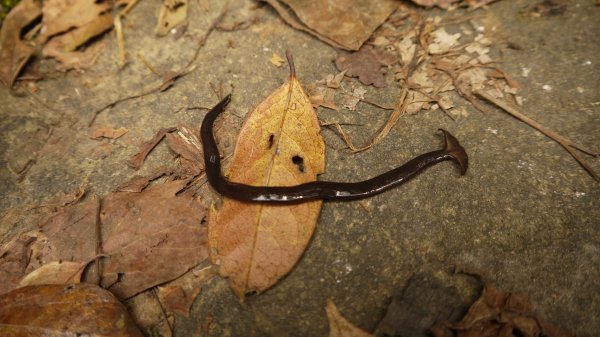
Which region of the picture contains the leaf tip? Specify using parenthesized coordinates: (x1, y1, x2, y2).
(285, 50, 296, 79)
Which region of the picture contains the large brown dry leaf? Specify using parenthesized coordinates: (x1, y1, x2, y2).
(326, 300, 374, 337)
(100, 180, 208, 299)
(40, 0, 114, 70)
(0, 0, 41, 88)
(39, 195, 100, 264)
(265, 0, 398, 51)
(209, 58, 325, 297)
(0, 283, 143, 337)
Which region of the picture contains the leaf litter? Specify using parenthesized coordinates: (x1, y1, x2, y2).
(323, 271, 576, 337)
(0, 174, 211, 335)
(307, 4, 598, 177)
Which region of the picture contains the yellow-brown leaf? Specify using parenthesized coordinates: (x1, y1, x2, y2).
(209, 58, 325, 297)
(326, 299, 374, 337)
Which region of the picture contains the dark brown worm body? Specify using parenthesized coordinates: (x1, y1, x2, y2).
(201, 94, 468, 204)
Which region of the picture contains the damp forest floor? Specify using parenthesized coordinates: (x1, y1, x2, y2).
(0, 0, 599, 336)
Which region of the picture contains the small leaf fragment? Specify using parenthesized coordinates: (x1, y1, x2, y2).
(326, 299, 374, 337)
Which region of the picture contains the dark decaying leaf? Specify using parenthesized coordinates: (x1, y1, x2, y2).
(100, 180, 208, 299)
(0, 0, 42, 88)
(335, 45, 392, 88)
(0, 283, 143, 337)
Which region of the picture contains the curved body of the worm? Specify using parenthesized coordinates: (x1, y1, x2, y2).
(201, 94, 468, 204)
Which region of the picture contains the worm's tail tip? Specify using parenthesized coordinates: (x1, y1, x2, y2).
(439, 129, 468, 175)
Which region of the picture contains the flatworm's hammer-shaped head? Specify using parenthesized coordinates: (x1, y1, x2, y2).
(439, 129, 468, 175)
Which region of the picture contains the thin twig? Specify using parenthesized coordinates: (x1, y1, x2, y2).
(474, 89, 599, 181)
(87, 5, 228, 126)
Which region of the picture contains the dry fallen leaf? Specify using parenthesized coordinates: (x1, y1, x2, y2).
(326, 299, 374, 337)
(40, 0, 114, 70)
(156, 0, 189, 36)
(335, 45, 389, 88)
(0, 283, 143, 337)
(209, 54, 325, 297)
(265, 0, 398, 50)
(0, 0, 41, 88)
(270, 53, 286, 67)
(100, 180, 208, 299)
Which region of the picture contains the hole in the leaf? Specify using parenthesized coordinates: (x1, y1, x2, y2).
(267, 134, 274, 149)
(291, 155, 304, 173)
(171, 1, 185, 10)
(245, 290, 258, 296)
